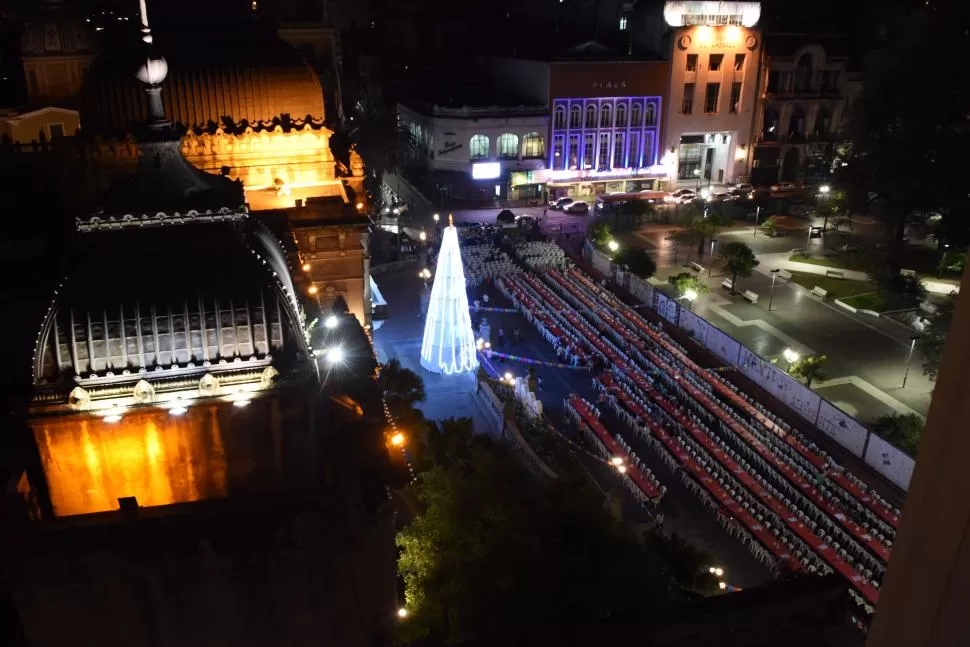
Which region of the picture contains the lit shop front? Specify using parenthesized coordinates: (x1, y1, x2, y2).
(545, 166, 669, 200)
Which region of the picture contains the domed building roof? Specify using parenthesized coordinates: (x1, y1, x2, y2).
(32, 217, 310, 389)
(80, 28, 325, 135)
(21, 4, 98, 57)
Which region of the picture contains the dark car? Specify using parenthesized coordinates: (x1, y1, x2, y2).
(496, 209, 516, 225)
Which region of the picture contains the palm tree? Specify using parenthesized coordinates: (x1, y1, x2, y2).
(379, 358, 426, 419)
(426, 417, 478, 467)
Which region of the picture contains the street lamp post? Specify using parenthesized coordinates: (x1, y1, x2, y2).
(902, 335, 919, 388)
(783, 348, 800, 373)
(707, 238, 717, 277)
(768, 269, 780, 311)
(753, 205, 761, 237)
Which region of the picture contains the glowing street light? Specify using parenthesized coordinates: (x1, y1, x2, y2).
(419, 231, 427, 242)
(709, 566, 724, 577)
(397, 607, 409, 619)
(610, 456, 624, 466)
(819, 184, 831, 195)
(307, 285, 319, 295)
(390, 432, 406, 447)
(718, 581, 727, 590)
(301, 262, 311, 272)
(324, 315, 339, 329)
(783, 348, 800, 364)
(326, 347, 344, 363)
(504, 372, 514, 382)
(418, 268, 432, 285)
(356, 201, 364, 210)
(607, 240, 619, 252)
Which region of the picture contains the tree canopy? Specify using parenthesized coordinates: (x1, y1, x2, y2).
(922, 299, 955, 381)
(614, 245, 657, 279)
(718, 241, 759, 291)
(789, 354, 828, 388)
(841, 2, 970, 268)
(396, 435, 678, 646)
(380, 358, 427, 424)
(873, 412, 923, 457)
(668, 271, 711, 299)
(587, 221, 612, 248)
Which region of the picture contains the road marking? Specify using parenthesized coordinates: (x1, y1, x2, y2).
(812, 376, 924, 419)
(700, 302, 814, 354)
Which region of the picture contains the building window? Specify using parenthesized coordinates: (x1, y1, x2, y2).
(497, 133, 519, 159)
(568, 134, 579, 168)
(570, 105, 581, 128)
(554, 106, 566, 129)
(600, 104, 612, 128)
(598, 133, 610, 168)
(49, 122, 65, 138)
(631, 102, 642, 126)
(704, 83, 720, 113)
(795, 53, 814, 92)
(616, 103, 627, 127)
(552, 135, 564, 169)
(709, 54, 724, 72)
(585, 104, 597, 128)
(729, 82, 742, 113)
(583, 134, 594, 168)
(822, 70, 841, 93)
(814, 107, 831, 135)
(682, 83, 695, 114)
(469, 134, 489, 159)
(523, 132, 544, 158)
(643, 132, 654, 166)
(734, 53, 746, 71)
(645, 102, 657, 126)
(619, 16, 627, 30)
(613, 132, 625, 168)
(628, 132, 640, 168)
(686, 54, 698, 72)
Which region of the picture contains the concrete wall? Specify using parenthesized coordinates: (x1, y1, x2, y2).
(0, 108, 80, 144)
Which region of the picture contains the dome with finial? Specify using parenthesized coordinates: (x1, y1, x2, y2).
(21, 1, 98, 57)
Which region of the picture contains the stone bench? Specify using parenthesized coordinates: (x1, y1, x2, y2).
(777, 270, 793, 281)
(742, 290, 759, 303)
(721, 278, 735, 291)
(825, 270, 845, 279)
(688, 261, 705, 274)
(811, 286, 829, 298)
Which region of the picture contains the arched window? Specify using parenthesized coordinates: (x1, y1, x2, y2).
(569, 105, 581, 128)
(469, 134, 490, 160)
(554, 106, 566, 129)
(631, 102, 642, 126)
(644, 102, 657, 126)
(788, 108, 806, 139)
(814, 106, 831, 135)
(795, 53, 814, 92)
(497, 133, 519, 159)
(522, 132, 545, 158)
(600, 104, 612, 128)
(585, 105, 597, 128)
(616, 103, 628, 127)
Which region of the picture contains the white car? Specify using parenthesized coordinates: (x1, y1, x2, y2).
(563, 200, 590, 214)
(665, 189, 698, 204)
(549, 197, 575, 210)
(771, 182, 796, 192)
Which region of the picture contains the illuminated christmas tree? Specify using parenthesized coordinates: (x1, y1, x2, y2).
(420, 216, 479, 375)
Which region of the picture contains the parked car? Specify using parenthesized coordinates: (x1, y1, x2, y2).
(728, 183, 754, 198)
(665, 188, 698, 204)
(770, 182, 796, 193)
(548, 197, 575, 210)
(515, 214, 537, 228)
(563, 200, 590, 214)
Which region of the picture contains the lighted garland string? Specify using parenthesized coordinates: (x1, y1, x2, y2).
(484, 350, 589, 370)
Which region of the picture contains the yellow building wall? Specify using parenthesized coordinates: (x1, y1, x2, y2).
(0, 109, 80, 144)
(32, 407, 231, 517)
(23, 55, 93, 104)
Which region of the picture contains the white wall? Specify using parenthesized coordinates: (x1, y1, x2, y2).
(664, 25, 762, 183)
(428, 111, 549, 174)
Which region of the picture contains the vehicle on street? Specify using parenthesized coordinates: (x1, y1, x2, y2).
(548, 197, 575, 210)
(728, 183, 754, 198)
(665, 188, 698, 204)
(770, 182, 797, 193)
(515, 214, 537, 227)
(563, 200, 590, 214)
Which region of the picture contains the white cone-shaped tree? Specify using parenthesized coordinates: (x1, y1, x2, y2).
(420, 220, 479, 375)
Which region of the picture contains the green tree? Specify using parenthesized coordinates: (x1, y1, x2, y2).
(922, 299, 955, 381)
(396, 441, 675, 645)
(759, 216, 777, 237)
(717, 241, 760, 292)
(668, 271, 711, 298)
(614, 246, 657, 279)
(789, 354, 828, 388)
(379, 358, 426, 423)
(587, 220, 612, 248)
(873, 412, 924, 457)
(842, 3, 970, 271)
(692, 211, 733, 257)
(819, 190, 849, 233)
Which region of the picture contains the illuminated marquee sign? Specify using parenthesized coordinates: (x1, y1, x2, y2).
(592, 81, 628, 90)
(547, 166, 667, 182)
(471, 162, 502, 180)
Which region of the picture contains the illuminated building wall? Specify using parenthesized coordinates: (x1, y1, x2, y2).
(31, 400, 299, 517)
(663, 2, 763, 184)
(545, 60, 670, 193)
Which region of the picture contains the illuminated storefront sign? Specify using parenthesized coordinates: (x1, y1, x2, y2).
(546, 166, 667, 182)
(471, 162, 502, 180)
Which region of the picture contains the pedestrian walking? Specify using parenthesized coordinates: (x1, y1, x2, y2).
(536, 375, 544, 392)
(483, 293, 490, 306)
(497, 327, 505, 346)
(513, 328, 521, 344)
